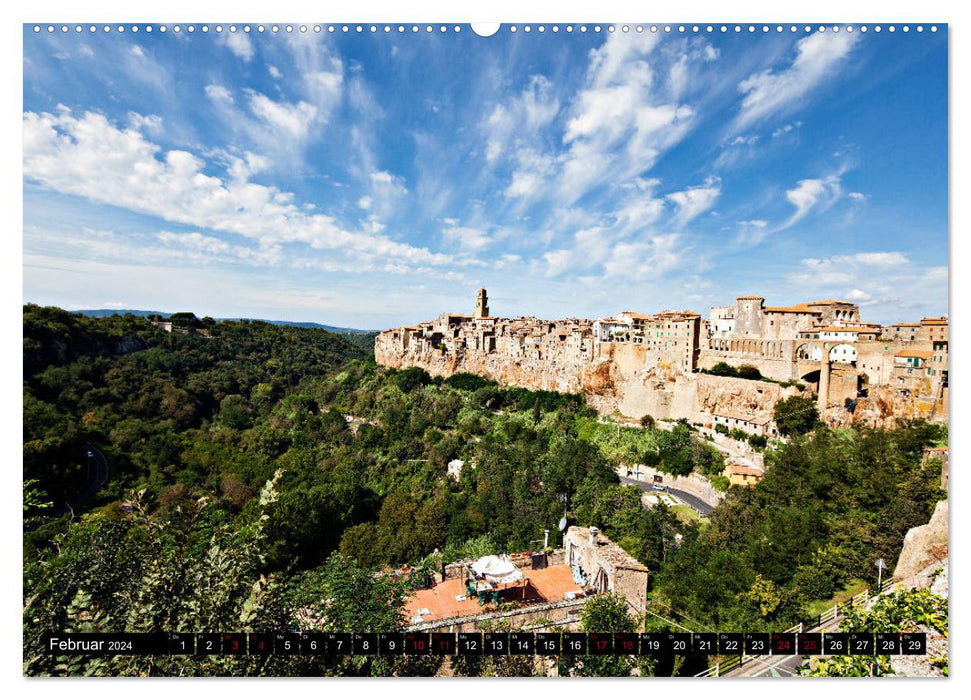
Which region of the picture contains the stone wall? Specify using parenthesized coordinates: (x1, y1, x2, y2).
(563, 527, 649, 613)
(442, 550, 566, 581)
(407, 597, 587, 633)
(698, 347, 795, 383)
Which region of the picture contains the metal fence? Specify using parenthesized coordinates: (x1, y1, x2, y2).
(693, 579, 897, 677)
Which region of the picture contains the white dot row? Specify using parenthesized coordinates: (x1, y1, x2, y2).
(31, 24, 941, 35)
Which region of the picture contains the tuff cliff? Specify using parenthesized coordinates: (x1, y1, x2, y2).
(375, 324, 800, 429)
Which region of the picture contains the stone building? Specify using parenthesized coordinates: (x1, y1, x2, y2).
(564, 526, 649, 615)
(723, 462, 765, 487)
(374, 289, 947, 430)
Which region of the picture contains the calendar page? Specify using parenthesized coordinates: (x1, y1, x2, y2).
(21, 14, 949, 681)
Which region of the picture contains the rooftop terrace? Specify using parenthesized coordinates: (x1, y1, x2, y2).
(402, 562, 583, 626)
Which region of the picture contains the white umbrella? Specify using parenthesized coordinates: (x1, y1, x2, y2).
(471, 555, 524, 584)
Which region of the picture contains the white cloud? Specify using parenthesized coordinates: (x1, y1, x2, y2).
(226, 152, 270, 181)
(796, 251, 911, 286)
(23, 109, 454, 268)
(442, 226, 491, 253)
(784, 175, 842, 227)
(734, 32, 859, 131)
(558, 32, 694, 203)
(543, 249, 574, 277)
(247, 93, 318, 140)
(848, 191, 868, 202)
(483, 75, 560, 164)
(781, 252, 945, 320)
(221, 31, 254, 61)
(713, 134, 762, 171)
(284, 33, 344, 116)
(505, 170, 545, 199)
(357, 196, 372, 210)
(127, 112, 162, 132)
(602, 233, 683, 279)
(612, 195, 665, 232)
(734, 219, 770, 247)
(268, 65, 282, 79)
(665, 177, 721, 226)
(205, 84, 233, 103)
(772, 121, 802, 138)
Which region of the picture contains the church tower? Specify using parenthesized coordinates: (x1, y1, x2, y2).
(474, 288, 489, 319)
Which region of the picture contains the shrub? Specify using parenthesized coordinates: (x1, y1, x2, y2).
(395, 366, 432, 393)
(748, 434, 768, 449)
(445, 372, 495, 392)
(736, 364, 762, 380)
(639, 414, 656, 429)
(714, 423, 729, 435)
(708, 362, 737, 377)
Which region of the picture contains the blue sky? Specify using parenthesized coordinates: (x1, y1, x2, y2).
(23, 24, 947, 328)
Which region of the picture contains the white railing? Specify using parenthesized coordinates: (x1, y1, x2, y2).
(693, 579, 898, 677)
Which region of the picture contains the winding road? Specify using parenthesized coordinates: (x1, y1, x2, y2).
(24, 442, 109, 531)
(619, 475, 717, 516)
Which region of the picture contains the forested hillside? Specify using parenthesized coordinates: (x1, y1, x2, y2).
(22, 305, 946, 676)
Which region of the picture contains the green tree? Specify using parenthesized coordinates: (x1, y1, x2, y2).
(773, 395, 819, 436)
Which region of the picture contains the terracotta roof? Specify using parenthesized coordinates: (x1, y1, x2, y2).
(890, 323, 921, 328)
(921, 317, 948, 326)
(764, 305, 821, 313)
(895, 349, 933, 359)
(736, 296, 764, 300)
(807, 299, 852, 306)
(804, 326, 874, 334)
(726, 463, 765, 477)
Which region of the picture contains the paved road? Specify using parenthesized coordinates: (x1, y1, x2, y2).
(24, 442, 109, 531)
(724, 618, 843, 677)
(619, 476, 717, 516)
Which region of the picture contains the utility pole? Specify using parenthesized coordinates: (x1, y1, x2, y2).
(876, 558, 887, 591)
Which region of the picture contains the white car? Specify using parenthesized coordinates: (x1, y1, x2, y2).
(652, 484, 666, 492)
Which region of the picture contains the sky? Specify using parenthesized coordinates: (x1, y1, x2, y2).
(22, 24, 948, 328)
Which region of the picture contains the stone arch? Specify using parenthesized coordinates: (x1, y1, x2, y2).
(829, 343, 857, 364)
(795, 343, 822, 361)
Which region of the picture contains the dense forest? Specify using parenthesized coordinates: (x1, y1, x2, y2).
(22, 305, 946, 676)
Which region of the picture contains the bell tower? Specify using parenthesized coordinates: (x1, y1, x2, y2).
(474, 288, 489, 319)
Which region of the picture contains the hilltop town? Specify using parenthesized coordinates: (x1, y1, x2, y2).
(375, 290, 948, 433)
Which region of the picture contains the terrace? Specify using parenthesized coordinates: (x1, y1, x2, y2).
(402, 555, 588, 628)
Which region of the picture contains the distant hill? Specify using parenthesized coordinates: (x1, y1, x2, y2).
(73, 308, 377, 335)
